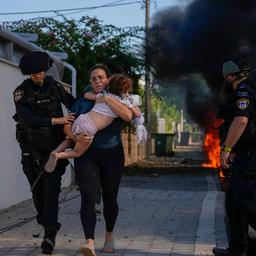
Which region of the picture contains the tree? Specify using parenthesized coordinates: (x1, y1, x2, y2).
(6, 16, 144, 96)
(151, 93, 180, 133)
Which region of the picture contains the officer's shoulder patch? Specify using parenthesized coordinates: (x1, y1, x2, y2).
(237, 98, 250, 110)
(14, 90, 24, 102)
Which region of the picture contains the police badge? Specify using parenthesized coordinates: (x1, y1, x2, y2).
(237, 98, 249, 110)
(14, 90, 24, 102)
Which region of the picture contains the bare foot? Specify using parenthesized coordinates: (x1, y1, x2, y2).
(45, 153, 58, 173)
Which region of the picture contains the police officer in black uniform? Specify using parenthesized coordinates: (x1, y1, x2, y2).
(213, 59, 256, 256)
(13, 51, 76, 254)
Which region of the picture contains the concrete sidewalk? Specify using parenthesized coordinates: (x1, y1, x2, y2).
(0, 153, 228, 256)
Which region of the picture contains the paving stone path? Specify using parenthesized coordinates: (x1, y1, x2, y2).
(0, 168, 228, 256)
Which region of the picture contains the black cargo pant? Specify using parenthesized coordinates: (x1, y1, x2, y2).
(225, 152, 256, 253)
(21, 148, 67, 228)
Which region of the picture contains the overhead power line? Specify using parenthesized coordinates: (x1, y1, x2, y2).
(0, 1, 142, 16)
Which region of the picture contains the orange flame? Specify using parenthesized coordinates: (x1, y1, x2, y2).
(202, 129, 221, 169)
(201, 118, 225, 178)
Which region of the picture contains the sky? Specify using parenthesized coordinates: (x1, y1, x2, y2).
(0, 0, 191, 28)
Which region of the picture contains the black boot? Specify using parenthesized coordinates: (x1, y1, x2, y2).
(41, 223, 61, 255)
(212, 247, 246, 256)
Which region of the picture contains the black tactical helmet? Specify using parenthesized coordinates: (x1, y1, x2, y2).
(19, 51, 54, 75)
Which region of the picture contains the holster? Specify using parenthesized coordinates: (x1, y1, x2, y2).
(14, 116, 41, 173)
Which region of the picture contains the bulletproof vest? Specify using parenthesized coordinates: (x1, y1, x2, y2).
(17, 77, 65, 151)
(24, 77, 64, 118)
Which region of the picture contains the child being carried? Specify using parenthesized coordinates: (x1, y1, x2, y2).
(45, 74, 142, 172)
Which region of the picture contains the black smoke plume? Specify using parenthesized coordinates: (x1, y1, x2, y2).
(149, 0, 256, 127)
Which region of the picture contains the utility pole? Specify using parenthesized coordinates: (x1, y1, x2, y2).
(145, 0, 151, 156)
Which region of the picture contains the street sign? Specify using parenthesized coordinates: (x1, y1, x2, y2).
(49, 51, 68, 60)
(14, 32, 38, 42)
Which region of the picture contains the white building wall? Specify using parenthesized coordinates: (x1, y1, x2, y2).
(0, 59, 72, 210)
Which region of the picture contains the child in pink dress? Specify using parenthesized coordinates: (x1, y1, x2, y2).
(45, 75, 141, 172)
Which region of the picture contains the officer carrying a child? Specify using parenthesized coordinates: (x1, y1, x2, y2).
(13, 51, 76, 254)
(213, 57, 256, 256)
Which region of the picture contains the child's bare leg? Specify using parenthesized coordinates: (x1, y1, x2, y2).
(45, 139, 74, 173)
(45, 153, 58, 173)
(53, 138, 74, 153)
(45, 135, 93, 173)
(56, 134, 93, 159)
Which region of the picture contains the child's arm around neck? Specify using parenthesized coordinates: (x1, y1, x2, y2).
(84, 91, 97, 101)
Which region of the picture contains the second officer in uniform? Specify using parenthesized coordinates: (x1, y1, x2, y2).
(213, 59, 256, 256)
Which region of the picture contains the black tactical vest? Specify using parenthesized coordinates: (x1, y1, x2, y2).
(19, 77, 65, 150)
(25, 77, 64, 118)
